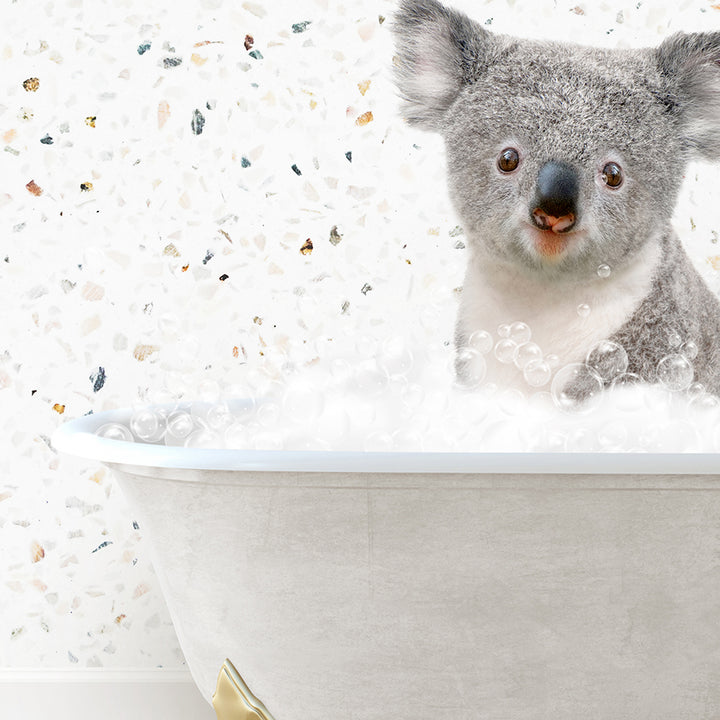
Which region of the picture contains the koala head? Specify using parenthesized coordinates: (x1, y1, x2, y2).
(392, 0, 720, 282)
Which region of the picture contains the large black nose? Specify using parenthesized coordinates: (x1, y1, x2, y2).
(531, 161, 579, 233)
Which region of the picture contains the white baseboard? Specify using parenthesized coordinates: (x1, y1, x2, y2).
(0, 668, 216, 720)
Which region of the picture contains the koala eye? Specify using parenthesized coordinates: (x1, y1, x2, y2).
(601, 162, 623, 188)
(497, 148, 520, 173)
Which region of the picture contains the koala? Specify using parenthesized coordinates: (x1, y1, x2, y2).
(392, 0, 720, 398)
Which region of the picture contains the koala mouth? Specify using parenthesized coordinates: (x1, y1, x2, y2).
(527, 217, 579, 260)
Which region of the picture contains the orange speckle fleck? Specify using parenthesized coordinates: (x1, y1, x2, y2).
(3, 129, 16, 143)
(133, 344, 158, 362)
(31, 541, 45, 563)
(707, 256, 720, 271)
(85, 116, 96, 128)
(89, 469, 105, 485)
(133, 583, 150, 599)
(158, 100, 170, 129)
(355, 110, 374, 126)
(300, 238, 313, 255)
(190, 53, 207, 66)
(114, 614, 127, 624)
(182, 263, 189, 272)
(26, 180, 43, 196)
(358, 79, 371, 96)
(53, 403, 65, 414)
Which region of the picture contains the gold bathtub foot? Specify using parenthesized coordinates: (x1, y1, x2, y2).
(212, 659, 276, 720)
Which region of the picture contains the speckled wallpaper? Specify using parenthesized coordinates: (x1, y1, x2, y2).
(2, 0, 719, 670)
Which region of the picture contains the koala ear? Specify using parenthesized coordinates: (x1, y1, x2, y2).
(656, 32, 720, 160)
(391, 0, 492, 130)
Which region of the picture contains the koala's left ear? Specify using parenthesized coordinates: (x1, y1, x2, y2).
(655, 32, 720, 160)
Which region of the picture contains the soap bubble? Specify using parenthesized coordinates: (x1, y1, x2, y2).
(514, 342, 542, 370)
(666, 328, 682, 349)
(257, 401, 281, 428)
(455, 347, 487, 388)
(497, 323, 511, 338)
(364, 431, 394, 452)
(351, 360, 389, 396)
(378, 337, 413, 377)
(206, 402, 234, 432)
(355, 334, 378, 359)
(689, 392, 720, 412)
(494, 338, 517, 364)
(315, 402, 350, 445)
(96, 423, 134, 442)
(551, 363, 604, 413)
(184, 428, 221, 449)
(401, 383, 425, 411)
(566, 427, 596, 452)
(657, 354, 694, 392)
(252, 432, 284, 451)
(498, 388, 525, 416)
(597, 264, 611, 278)
(467, 329, 493, 355)
(610, 373, 644, 412)
(508, 321, 532, 345)
(224, 423, 251, 449)
(577, 303, 591, 318)
(283, 380, 325, 422)
(545, 354, 560, 369)
(392, 428, 424, 451)
(523, 359, 552, 387)
(130, 408, 162, 441)
(166, 411, 195, 441)
(198, 379, 221, 403)
(681, 340, 699, 360)
(687, 382, 705, 400)
(598, 422, 629, 450)
(585, 340, 628, 382)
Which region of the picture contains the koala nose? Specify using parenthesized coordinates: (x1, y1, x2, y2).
(531, 161, 579, 233)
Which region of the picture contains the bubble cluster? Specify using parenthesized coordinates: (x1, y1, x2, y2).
(91, 323, 719, 454)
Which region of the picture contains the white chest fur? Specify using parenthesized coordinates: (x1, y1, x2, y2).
(457, 240, 662, 388)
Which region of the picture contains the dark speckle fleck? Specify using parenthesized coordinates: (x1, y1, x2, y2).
(248, 49, 263, 60)
(90, 367, 106, 393)
(191, 109, 205, 135)
(202, 250, 214, 265)
(241, 157, 251, 168)
(137, 42, 151, 55)
(92, 541, 113, 553)
(40, 134, 53, 145)
(291, 164, 302, 176)
(132, 521, 139, 530)
(163, 57, 182, 68)
(219, 273, 229, 282)
(345, 151, 352, 162)
(292, 21, 312, 33)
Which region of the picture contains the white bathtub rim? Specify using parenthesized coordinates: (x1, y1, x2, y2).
(51, 407, 720, 475)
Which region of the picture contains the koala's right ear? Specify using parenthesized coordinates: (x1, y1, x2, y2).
(391, 0, 492, 131)
(655, 32, 720, 160)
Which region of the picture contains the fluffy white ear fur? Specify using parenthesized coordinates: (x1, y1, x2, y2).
(392, 0, 489, 130)
(656, 32, 720, 160)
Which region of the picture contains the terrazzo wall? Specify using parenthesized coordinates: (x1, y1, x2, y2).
(2, 0, 719, 671)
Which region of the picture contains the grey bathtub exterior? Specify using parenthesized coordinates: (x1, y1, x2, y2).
(54, 410, 720, 720)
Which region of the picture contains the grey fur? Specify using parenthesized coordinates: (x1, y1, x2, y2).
(392, 0, 720, 396)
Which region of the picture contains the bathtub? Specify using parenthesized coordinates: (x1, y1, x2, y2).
(53, 405, 720, 720)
